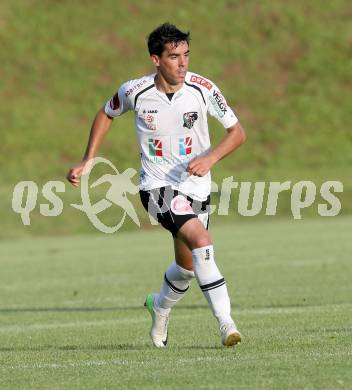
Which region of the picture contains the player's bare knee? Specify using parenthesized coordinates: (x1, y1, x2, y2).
(193, 235, 211, 249)
(186, 229, 211, 249)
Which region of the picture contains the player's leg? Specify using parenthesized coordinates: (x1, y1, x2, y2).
(141, 187, 239, 346)
(174, 236, 193, 271)
(141, 187, 196, 347)
(177, 217, 241, 346)
(153, 238, 195, 314)
(144, 239, 195, 348)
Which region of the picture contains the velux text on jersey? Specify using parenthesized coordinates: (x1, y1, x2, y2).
(209, 90, 227, 118)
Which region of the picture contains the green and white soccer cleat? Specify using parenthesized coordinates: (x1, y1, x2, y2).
(144, 293, 169, 348)
(220, 322, 242, 347)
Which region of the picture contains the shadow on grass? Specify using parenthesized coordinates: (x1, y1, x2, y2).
(1, 301, 351, 314)
(0, 305, 210, 313)
(0, 344, 149, 352)
(0, 343, 224, 352)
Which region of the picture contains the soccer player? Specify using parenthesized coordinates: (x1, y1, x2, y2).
(67, 23, 246, 347)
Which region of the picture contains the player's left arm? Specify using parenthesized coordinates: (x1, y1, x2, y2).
(187, 122, 246, 177)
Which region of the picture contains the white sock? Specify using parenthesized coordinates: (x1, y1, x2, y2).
(192, 245, 233, 326)
(155, 262, 195, 315)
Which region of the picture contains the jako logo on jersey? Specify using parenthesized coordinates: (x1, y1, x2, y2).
(209, 90, 227, 117)
(183, 112, 198, 129)
(148, 138, 163, 156)
(142, 109, 158, 114)
(179, 137, 192, 156)
(205, 248, 210, 261)
(190, 75, 213, 90)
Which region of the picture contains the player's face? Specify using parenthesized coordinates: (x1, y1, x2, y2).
(152, 41, 189, 86)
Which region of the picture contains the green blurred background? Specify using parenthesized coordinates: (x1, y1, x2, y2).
(0, 0, 351, 238)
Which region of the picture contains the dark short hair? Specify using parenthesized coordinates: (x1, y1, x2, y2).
(147, 23, 190, 56)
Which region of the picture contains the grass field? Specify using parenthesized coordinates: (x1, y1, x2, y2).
(1, 2, 350, 387)
(0, 217, 351, 389)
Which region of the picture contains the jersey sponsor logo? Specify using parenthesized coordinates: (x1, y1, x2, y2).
(170, 195, 194, 215)
(209, 90, 227, 117)
(125, 79, 148, 97)
(144, 113, 157, 131)
(148, 138, 163, 156)
(179, 136, 192, 156)
(109, 93, 120, 110)
(146, 114, 154, 123)
(190, 75, 213, 90)
(183, 112, 198, 129)
(143, 109, 158, 113)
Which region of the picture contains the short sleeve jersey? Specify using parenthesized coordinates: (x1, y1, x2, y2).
(104, 71, 238, 201)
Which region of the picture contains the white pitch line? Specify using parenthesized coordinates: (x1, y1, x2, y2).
(236, 302, 352, 316)
(1, 356, 248, 371)
(0, 317, 147, 333)
(2, 357, 226, 370)
(2, 351, 352, 371)
(0, 314, 192, 334)
(0, 304, 350, 334)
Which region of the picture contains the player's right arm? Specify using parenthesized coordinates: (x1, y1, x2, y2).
(66, 81, 133, 187)
(66, 108, 113, 187)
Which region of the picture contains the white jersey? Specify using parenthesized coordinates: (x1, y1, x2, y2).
(104, 71, 238, 201)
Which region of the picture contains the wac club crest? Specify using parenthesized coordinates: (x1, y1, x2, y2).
(183, 112, 198, 129)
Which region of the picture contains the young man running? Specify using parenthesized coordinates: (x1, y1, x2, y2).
(67, 23, 246, 347)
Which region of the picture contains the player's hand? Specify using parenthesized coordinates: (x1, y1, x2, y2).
(66, 159, 92, 187)
(186, 155, 215, 177)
